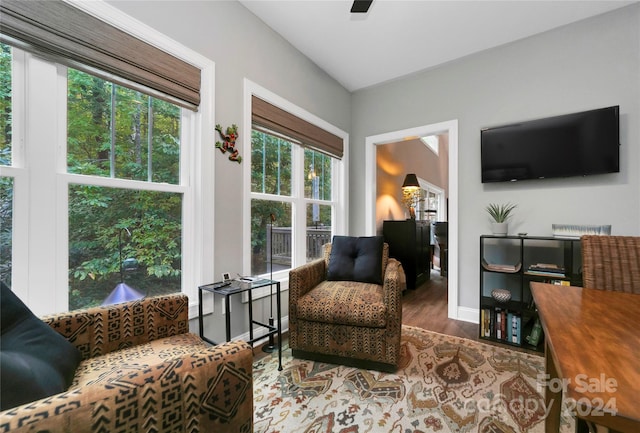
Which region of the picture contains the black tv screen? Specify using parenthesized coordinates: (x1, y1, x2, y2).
(481, 106, 620, 183)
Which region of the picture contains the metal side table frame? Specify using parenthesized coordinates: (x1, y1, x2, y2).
(198, 279, 282, 370)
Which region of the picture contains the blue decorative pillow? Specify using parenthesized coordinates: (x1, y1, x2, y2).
(0, 281, 82, 410)
(327, 236, 384, 285)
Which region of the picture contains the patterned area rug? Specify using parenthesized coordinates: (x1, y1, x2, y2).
(253, 325, 574, 433)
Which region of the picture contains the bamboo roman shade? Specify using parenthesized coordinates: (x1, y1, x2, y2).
(252, 96, 343, 159)
(0, 0, 200, 110)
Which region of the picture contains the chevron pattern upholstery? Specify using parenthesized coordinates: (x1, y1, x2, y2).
(0, 294, 253, 433)
(289, 243, 405, 372)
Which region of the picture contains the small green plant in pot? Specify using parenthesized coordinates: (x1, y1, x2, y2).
(486, 203, 517, 236)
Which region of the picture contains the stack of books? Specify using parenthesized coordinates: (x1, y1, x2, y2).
(480, 307, 522, 345)
(526, 263, 565, 278)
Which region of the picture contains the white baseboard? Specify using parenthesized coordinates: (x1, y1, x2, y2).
(456, 306, 479, 324)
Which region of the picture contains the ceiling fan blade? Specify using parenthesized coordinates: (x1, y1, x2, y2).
(351, 0, 373, 13)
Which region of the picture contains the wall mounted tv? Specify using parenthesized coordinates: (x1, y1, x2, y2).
(481, 106, 620, 183)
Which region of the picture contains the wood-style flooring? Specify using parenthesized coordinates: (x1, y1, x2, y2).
(402, 270, 478, 340)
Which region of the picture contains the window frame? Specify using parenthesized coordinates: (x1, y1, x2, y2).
(242, 79, 349, 296)
(1, 3, 215, 318)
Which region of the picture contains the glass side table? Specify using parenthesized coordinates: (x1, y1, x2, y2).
(198, 279, 282, 370)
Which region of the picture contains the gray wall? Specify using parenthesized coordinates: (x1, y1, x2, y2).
(351, 4, 640, 310)
(108, 0, 351, 340)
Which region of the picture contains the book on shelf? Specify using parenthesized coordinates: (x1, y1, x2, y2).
(495, 307, 502, 340)
(482, 259, 522, 273)
(525, 269, 566, 278)
(527, 263, 565, 273)
(511, 313, 521, 344)
(483, 308, 491, 337)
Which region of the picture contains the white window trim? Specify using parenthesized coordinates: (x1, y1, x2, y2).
(242, 79, 349, 298)
(4, 1, 216, 318)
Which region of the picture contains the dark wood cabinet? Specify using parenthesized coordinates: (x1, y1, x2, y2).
(383, 220, 431, 290)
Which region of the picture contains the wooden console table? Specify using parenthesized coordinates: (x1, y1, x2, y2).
(531, 282, 640, 432)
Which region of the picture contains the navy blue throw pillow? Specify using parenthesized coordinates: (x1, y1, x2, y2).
(327, 236, 384, 285)
(0, 281, 82, 410)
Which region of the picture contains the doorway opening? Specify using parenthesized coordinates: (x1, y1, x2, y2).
(364, 120, 459, 319)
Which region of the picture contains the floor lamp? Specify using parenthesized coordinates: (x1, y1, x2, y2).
(263, 213, 278, 353)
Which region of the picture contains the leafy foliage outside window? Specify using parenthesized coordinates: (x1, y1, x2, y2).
(67, 69, 180, 183)
(251, 129, 292, 195)
(251, 199, 291, 274)
(250, 128, 335, 274)
(0, 42, 10, 166)
(1, 43, 12, 286)
(68, 185, 181, 310)
(67, 69, 183, 309)
(0, 178, 12, 286)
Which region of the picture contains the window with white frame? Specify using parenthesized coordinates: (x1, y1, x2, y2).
(247, 90, 346, 279)
(250, 128, 336, 275)
(0, 0, 213, 316)
(66, 67, 186, 310)
(0, 43, 192, 310)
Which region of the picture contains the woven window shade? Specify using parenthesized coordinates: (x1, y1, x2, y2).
(0, 0, 200, 110)
(252, 96, 343, 159)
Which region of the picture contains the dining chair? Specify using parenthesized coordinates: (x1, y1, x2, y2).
(581, 235, 640, 294)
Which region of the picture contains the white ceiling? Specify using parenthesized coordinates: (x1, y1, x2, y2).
(240, 0, 637, 92)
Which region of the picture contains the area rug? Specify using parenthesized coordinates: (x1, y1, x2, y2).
(253, 325, 574, 433)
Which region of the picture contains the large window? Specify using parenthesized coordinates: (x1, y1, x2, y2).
(66, 69, 183, 309)
(250, 129, 335, 276)
(246, 87, 346, 280)
(0, 37, 210, 315)
(250, 129, 335, 275)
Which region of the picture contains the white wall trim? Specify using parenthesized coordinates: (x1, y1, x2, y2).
(364, 119, 460, 320)
(457, 307, 479, 324)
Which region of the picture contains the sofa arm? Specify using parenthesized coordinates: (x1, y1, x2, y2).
(42, 293, 190, 360)
(0, 340, 254, 433)
(289, 258, 326, 306)
(383, 258, 405, 331)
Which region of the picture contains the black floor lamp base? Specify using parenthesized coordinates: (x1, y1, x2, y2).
(262, 316, 278, 353)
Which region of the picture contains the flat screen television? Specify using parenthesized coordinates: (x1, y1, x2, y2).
(481, 106, 620, 183)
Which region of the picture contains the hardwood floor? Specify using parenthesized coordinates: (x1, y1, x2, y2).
(402, 269, 478, 341)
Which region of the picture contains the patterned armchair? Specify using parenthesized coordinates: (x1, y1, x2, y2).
(289, 240, 405, 372)
(0, 293, 253, 433)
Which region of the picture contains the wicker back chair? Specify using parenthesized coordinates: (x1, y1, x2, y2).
(581, 235, 640, 294)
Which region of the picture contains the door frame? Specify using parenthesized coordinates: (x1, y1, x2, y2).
(364, 119, 459, 320)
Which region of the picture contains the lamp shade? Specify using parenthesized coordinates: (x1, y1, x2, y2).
(102, 282, 144, 306)
(402, 173, 420, 189)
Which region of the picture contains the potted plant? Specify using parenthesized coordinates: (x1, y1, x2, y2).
(486, 203, 517, 236)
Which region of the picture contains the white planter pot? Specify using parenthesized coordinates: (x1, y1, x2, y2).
(491, 222, 508, 236)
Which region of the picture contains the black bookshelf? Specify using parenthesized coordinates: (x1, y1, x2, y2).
(479, 235, 582, 352)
